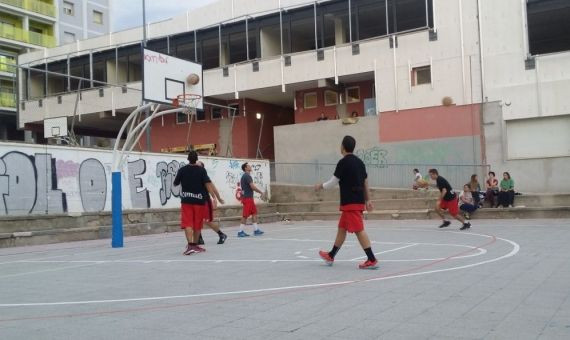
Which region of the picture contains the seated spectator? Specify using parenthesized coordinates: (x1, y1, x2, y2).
(469, 174, 483, 207)
(485, 171, 499, 207)
(497, 172, 515, 208)
(412, 169, 429, 190)
(351, 111, 359, 118)
(459, 184, 478, 219)
(317, 113, 328, 121)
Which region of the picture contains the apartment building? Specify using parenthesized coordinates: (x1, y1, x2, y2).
(15, 0, 570, 192)
(0, 0, 108, 142)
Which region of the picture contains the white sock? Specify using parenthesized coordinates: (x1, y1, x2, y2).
(239, 224, 245, 232)
(253, 223, 259, 231)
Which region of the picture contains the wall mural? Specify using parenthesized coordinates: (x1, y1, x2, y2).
(0, 143, 270, 216)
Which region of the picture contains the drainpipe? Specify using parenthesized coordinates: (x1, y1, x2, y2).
(476, 0, 487, 165)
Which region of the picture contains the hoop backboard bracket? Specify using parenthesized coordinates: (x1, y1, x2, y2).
(44, 117, 68, 138)
(142, 48, 204, 109)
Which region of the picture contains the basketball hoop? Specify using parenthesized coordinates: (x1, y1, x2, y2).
(173, 94, 201, 115)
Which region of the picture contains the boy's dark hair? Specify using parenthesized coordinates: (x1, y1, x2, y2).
(428, 168, 439, 176)
(489, 171, 496, 176)
(413, 168, 419, 173)
(187, 150, 198, 164)
(241, 162, 248, 172)
(341, 135, 356, 153)
(503, 172, 511, 179)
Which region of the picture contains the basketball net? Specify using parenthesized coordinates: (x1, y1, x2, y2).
(173, 94, 201, 149)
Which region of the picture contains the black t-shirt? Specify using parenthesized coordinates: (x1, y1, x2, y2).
(173, 165, 211, 205)
(333, 154, 368, 206)
(436, 176, 456, 201)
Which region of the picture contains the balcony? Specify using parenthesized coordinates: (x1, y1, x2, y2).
(0, 91, 16, 108)
(0, 56, 16, 73)
(0, 0, 56, 18)
(0, 23, 55, 47)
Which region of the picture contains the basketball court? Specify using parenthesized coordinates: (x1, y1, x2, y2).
(1, 219, 569, 339)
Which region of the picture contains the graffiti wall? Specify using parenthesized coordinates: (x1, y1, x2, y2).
(0, 143, 270, 216)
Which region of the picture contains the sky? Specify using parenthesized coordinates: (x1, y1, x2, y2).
(112, 0, 217, 32)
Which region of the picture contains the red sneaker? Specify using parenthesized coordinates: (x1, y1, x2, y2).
(358, 259, 379, 270)
(183, 244, 196, 255)
(194, 245, 206, 253)
(319, 250, 334, 266)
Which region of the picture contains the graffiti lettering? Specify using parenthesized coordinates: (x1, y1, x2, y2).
(127, 159, 150, 209)
(356, 147, 388, 168)
(156, 160, 183, 206)
(0, 152, 67, 215)
(79, 159, 107, 212)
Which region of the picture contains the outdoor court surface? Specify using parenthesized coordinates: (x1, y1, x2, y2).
(0, 219, 569, 340)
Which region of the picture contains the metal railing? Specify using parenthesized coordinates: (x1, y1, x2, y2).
(271, 162, 491, 191)
(0, 23, 55, 47)
(0, 56, 16, 73)
(0, 0, 56, 17)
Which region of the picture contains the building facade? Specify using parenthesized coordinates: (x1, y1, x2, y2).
(0, 0, 108, 142)
(15, 0, 570, 192)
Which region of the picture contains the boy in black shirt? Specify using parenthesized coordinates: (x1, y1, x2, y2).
(428, 169, 471, 231)
(173, 151, 225, 255)
(315, 136, 378, 269)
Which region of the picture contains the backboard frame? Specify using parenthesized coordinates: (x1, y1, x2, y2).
(142, 46, 204, 109)
(44, 116, 68, 138)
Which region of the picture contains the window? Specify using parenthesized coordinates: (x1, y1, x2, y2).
(527, 0, 570, 55)
(63, 32, 75, 44)
(176, 112, 188, 124)
(93, 10, 103, 25)
(228, 103, 240, 117)
(196, 109, 206, 121)
(304, 92, 318, 109)
(345, 87, 360, 103)
(211, 107, 223, 120)
(412, 66, 431, 86)
(324, 90, 338, 106)
(63, 1, 74, 16)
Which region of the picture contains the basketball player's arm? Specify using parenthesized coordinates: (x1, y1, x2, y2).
(206, 182, 224, 205)
(249, 182, 265, 195)
(315, 176, 339, 191)
(364, 178, 374, 211)
(440, 188, 447, 201)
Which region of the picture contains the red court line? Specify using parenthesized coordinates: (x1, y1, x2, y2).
(0, 234, 497, 323)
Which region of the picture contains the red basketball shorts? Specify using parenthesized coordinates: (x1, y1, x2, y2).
(180, 203, 206, 231)
(338, 204, 365, 233)
(241, 198, 257, 218)
(204, 199, 214, 223)
(439, 197, 459, 217)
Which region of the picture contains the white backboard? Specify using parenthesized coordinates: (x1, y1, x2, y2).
(143, 48, 203, 109)
(44, 117, 68, 138)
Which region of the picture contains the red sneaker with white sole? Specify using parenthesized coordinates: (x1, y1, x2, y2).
(358, 259, 379, 270)
(319, 250, 334, 266)
(183, 244, 196, 255)
(194, 245, 206, 253)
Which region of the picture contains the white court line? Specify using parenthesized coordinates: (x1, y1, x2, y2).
(0, 235, 520, 308)
(0, 247, 180, 279)
(350, 243, 418, 261)
(10, 247, 486, 264)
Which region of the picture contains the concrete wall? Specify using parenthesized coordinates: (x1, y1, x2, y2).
(85, 0, 109, 36)
(274, 107, 485, 189)
(483, 102, 570, 193)
(481, 0, 570, 121)
(0, 142, 270, 216)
